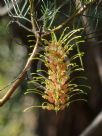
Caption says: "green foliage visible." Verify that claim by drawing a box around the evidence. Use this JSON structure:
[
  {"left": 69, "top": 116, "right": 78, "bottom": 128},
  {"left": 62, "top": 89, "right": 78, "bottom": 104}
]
[
  {"left": 4, "top": 0, "right": 30, "bottom": 23},
  {"left": 41, "top": 0, "right": 61, "bottom": 30}
]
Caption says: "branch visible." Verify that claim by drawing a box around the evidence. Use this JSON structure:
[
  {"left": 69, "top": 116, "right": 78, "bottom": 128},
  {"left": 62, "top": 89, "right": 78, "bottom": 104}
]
[
  {"left": 0, "top": 35, "right": 39, "bottom": 106},
  {"left": 80, "top": 112, "right": 102, "bottom": 136},
  {"left": 15, "top": 21, "right": 32, "bottom": 33},
  {"left": 29, "top": 0, "right": 37, "bottom": 35},
  {"left": 0, "top": 0, "right": 39, "bottom": 107}
]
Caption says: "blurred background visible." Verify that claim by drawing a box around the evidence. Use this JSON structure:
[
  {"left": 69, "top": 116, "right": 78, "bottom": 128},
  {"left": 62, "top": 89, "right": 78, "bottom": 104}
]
[{"left": 0, "top": 0, "right": 102, "bottom": 136}]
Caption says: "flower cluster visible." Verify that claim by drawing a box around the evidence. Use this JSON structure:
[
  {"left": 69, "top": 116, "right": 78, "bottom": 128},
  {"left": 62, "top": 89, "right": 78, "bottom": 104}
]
[
  {"left": 42, "top": 41, "right": 69, "bottom": 111},
  {"left": 26, "top": 28, "right": 87, "bottom": 112}
]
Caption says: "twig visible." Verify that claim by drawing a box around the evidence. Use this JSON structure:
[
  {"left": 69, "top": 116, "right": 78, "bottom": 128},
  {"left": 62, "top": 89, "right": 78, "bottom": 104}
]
[
  {"left": 29, "top": 0, "right": 37, "bottom": 35},
  {"left": 0, "top": 0, "right": 39, "bottom": 107},
  {"left": 10, "top": 15, "right": 31, "bottom": 23},
  {"left": 0, "top": 78, "right": 19, "bottom": 92},
  {"left": 15, "top": 21, "right": 32, "bottom": 33},
  {"left": 0, "top": 36, "right": 39, "bottom": 106}
]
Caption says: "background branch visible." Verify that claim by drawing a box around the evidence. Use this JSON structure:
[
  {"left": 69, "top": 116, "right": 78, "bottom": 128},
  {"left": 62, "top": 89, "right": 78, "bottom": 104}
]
[{"left": 80, "top": 112, "right": 102, "bottom": 136}]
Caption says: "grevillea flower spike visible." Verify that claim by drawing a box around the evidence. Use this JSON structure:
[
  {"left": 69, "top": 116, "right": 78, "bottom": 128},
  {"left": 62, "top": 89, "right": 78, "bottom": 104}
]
[{"left": 24, "top": 28, "right": 88, "bottom": 112}]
